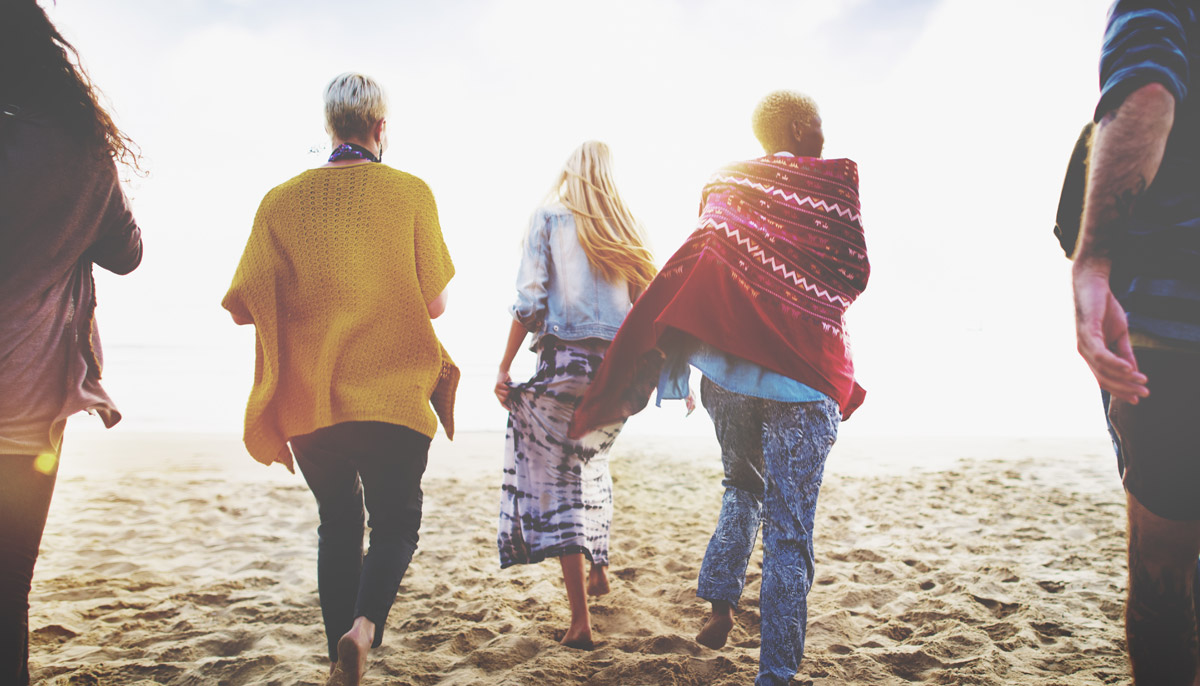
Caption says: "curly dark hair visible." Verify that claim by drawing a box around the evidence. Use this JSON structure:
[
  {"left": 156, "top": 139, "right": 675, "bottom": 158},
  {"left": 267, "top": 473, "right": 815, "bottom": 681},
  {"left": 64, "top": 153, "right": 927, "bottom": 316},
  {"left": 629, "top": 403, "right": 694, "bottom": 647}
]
[{"left": 0, "top": 0, "right": 140, "bottom": 170}]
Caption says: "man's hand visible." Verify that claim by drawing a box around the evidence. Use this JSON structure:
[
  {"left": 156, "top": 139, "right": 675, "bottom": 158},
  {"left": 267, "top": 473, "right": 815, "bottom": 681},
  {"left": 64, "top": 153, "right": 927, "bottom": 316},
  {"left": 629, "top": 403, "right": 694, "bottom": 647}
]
[{"left": 1073, "top": 262, "right": 1148, "bottom": 403}]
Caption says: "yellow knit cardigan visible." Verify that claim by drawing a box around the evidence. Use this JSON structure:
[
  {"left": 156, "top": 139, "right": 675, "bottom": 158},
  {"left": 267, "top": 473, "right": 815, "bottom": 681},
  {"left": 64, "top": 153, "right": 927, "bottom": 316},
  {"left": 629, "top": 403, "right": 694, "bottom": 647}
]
[{"left": 222, "top": 164, "right": 457, "bottom": 469}]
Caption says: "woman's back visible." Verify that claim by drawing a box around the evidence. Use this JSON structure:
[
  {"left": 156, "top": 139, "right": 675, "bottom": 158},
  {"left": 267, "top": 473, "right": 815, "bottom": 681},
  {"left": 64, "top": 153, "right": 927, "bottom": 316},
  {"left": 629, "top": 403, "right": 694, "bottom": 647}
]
[
  {"left": 512, "top": 203, "right": 634, "bottom": 345},
  {"left": 258, "top": 165, "right": 438, "bottom": 323},
  {"left": 0, "top": 109, "right": 141, "bottom": 454},
  {"left": 0, "top": 110, "right": 139, "bottom": 316},
  {"left": 223, "top": 163, "right": 455, "bottom": 466}
]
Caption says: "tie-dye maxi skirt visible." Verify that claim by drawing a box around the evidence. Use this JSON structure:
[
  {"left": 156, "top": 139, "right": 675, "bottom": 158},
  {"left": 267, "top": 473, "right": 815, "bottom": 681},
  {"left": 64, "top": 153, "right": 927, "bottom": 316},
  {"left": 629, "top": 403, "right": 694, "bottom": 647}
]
[{"left": 498, "top": 338, "right": 624, "bottom": 569}]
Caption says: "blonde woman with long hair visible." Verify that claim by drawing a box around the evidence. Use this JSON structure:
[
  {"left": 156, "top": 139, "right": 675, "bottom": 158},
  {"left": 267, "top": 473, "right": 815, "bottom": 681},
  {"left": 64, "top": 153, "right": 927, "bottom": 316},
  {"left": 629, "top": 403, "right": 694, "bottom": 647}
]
[{"left": 494, "top": 141, "right": 655, "bottom": 649}]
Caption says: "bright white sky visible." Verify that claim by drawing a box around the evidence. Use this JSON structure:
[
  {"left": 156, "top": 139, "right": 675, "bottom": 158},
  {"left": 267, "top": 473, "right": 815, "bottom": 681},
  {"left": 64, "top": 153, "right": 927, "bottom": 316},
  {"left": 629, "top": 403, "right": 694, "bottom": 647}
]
[{"left": 46, "top": 0, "right": 1116, "bottom": 440}]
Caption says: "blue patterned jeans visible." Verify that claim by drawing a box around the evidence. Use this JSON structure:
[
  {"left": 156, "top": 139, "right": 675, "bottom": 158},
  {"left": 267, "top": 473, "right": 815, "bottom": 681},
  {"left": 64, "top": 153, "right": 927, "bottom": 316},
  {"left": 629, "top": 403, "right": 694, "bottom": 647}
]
[{"left": 696, "top": 377, "right": 839, "bottom": 686}]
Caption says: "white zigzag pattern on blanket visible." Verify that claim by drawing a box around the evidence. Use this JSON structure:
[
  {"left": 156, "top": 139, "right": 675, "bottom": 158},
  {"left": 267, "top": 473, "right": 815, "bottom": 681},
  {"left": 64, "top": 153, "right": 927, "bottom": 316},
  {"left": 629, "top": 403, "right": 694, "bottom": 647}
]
[
  {"left": 700, "top": 218, "right": 853, "bottom": 307},
  {"left": 711, "top": 175, "right": 862, "bottom": 225}
]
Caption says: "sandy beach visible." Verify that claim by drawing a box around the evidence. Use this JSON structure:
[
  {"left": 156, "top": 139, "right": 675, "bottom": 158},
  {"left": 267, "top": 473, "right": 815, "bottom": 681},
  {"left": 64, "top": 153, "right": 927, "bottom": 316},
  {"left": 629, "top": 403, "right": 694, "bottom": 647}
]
[{"left": 28, "top": 431, "right": 1129, "bottom": 685}]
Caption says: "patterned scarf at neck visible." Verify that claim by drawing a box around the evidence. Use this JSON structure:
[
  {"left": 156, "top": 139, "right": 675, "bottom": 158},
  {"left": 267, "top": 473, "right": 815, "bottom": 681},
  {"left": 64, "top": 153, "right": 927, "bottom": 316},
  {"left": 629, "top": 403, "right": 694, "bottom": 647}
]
[{"left": 328, "top": 142, "right": 380, "bottom": 163}]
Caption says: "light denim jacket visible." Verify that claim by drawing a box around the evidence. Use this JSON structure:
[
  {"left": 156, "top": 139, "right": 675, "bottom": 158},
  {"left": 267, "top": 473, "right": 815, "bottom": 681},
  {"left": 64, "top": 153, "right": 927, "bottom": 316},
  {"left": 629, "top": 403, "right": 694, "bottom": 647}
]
[{"left": 510, "top": 204, "right": 633, "bottom": 348}]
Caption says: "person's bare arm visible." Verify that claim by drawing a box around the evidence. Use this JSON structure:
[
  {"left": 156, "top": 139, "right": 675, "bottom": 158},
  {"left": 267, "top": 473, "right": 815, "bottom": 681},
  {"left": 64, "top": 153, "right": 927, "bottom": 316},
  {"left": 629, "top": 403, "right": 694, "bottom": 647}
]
[
  {"left": 495, "top": 318, "right": 528, "bottom": 409},
  {"left": 427, "top": 288, "right": 449, "bottom": 319},
  {"left": 1073, "top": 82, "right": 1175, "bottom": 403}
]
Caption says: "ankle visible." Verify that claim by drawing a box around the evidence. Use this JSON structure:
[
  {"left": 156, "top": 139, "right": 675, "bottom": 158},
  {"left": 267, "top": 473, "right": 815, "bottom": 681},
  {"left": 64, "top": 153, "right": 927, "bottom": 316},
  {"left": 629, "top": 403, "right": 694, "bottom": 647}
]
[
  {"left": 711, "top": 601, "right": 733, "bottom": 620},
  {"left": 566, "top": 619, "right": 592, "bottom": 638},
  {"left": 350, "top": 617, "right": 376, "bottom": 644}
]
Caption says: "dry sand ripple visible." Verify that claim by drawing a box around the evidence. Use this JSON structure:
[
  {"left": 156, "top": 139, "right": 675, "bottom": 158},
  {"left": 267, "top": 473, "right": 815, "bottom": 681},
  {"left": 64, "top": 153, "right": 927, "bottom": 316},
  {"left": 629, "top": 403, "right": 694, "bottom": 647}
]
[{"left": 30, "top": 434, "right": 1129, "bottom": 685}]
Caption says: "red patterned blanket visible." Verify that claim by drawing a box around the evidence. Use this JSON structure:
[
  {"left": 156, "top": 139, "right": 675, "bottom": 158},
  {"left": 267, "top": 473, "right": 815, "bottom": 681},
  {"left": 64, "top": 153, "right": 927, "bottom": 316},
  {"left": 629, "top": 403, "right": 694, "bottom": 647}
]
[{"left": 569, "top": 155, "right": 869, "bottom": 437}]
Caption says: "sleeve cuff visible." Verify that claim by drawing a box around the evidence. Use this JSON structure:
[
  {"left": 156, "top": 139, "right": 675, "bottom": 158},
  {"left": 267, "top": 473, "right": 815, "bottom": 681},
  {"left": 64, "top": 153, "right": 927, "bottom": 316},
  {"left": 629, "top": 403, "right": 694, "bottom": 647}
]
[{"left": 1096, "top": 67, "right": 1184, "bottom": 121}]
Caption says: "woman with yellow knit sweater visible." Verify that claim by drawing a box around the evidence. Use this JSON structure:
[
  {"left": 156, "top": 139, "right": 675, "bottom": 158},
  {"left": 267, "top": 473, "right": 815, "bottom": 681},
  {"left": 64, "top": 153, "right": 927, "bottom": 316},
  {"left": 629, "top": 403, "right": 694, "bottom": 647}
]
[
  {"left": 222, "top": 73, "right": 456, "bottom": 686},
  {"left": 494, "top": 141, "right": 656, "bottom": 649}
]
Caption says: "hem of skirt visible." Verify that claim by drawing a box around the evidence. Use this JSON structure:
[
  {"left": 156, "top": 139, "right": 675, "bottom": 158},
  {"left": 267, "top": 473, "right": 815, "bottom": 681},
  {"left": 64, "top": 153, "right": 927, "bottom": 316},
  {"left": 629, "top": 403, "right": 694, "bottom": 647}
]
[{"left": 500, "top": 544, "right": 599, "bottom": 569}]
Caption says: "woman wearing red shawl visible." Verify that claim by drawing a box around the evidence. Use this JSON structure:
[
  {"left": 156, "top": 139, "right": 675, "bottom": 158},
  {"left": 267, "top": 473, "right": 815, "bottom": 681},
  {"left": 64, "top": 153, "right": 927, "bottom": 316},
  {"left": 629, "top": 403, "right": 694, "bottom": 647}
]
[{"left": 570, "top": 91, "right": 869, "bottom": 686}]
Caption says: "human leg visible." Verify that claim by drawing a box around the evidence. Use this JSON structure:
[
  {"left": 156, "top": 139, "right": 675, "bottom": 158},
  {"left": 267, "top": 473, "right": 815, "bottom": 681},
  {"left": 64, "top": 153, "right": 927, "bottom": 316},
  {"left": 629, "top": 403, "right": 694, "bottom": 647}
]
[
  {"left": 0, "top": 454, "right": 58, "bottom": 686},
  {"left": 1125, "top": 492, "right": 1200, "bottom": 686},
  {"left": 352, "top": 422, "right": 430, "bottom": 647},
  {"left": 295, "top": 422, "right": 430, "bottom": 685},
  {"left": 755, "top": 397, "right": 839, "bottom": 686},
  {"left": 498, "top": 341, "right": 621, "bottom": 569},
  {"left": 696, "top": 377, "right": 766, "bottom": 649},
  {"left": 1107, "top": 381, "right": 1200, "bottom": 657},
  {"left": 498, "top": 341, "right": 622, "bottom": 649},
  {"left": 560, "top": 553, "right": 593, "bottom": 649},
  {"left": 587, "top": 563, "right": 610, "bottom": 597},
  {"left": 329, "top": 617, "right": 375, "bottom": 686},
  {"left": 291, "top": 427, "right": 370, "bottom": 664},
  {"left": 1109, "top": 348, "right": 1200, "bottom": 684},
  {"left": 1108, "top": 371, "right": 1200, "bottom": 645}
]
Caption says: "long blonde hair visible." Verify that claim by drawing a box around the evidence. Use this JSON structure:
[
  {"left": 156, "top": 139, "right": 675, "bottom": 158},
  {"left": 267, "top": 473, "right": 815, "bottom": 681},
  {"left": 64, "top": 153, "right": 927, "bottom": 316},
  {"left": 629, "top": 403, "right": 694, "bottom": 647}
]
[{"left": 548, "top": 141, "right": 657, "bottom": 293}]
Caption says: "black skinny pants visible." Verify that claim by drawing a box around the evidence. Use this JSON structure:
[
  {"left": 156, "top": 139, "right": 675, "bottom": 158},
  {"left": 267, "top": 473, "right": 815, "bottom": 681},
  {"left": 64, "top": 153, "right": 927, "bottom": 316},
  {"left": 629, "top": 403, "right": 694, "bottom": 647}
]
[
  {"left": 290, "top": 421, "right": 430, "bottom": 662},
  {"left": 0, "top": 454, "right": 58, "bottom": 686}
]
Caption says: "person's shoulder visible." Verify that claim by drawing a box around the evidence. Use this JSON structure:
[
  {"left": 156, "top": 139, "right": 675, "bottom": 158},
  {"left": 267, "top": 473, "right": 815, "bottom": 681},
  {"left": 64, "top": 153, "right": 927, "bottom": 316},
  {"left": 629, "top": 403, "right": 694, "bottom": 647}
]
[
  {"left": 2, "top": 106, "right": 71, "bottom": 146},
  {"left": 370, "top": 166, "right": 438, "bottom": 205},
  {"left": 812, "top": 156, "right": 858, "bottom": 171},
  {"left": 376, "top": 165, "right": 432, "bottom": 189},
  {"left": 1097, "top": 0, "right": 1193, "bottom": 116},
  {"left": 258, "top": 170, "right": 314, "bottom": 208},
  {"left": 1108, "top": 0, "right": 1190, "bottom": 19},
  {"left": 533, "top": 203, "right": 574, "bottom": 231},
  {"left": 1104, "top": 0, "right": 1193, "bottom": 40},
  {"left": 806, "top": 158, "right": 860, "bottom": 189},
  {"left": 535, "top": 202, "right": 572, "bottom": 219},
  {"left": 735, "top": 154, "right": 859, "bottom": 178},
  {"left": 749, "top": 153, "right": 858, "bottom": 165},
  {"left": 2, "top": 108, "right": 109, "bottom": 175},
  {"left": 271, "top": 167, "right": 330, "bottom": 192}
]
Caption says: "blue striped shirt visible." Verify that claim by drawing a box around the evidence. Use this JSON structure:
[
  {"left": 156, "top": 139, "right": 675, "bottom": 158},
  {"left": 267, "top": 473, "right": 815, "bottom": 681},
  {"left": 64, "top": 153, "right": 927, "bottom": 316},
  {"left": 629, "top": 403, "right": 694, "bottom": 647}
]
[{"left": 1097, "top": 0, "right": 1200, "bottom": 346}]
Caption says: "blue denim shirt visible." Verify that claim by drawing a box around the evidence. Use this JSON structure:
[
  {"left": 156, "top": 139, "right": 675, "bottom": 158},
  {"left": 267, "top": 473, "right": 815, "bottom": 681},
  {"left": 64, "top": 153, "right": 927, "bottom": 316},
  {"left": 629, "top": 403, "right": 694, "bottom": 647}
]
[
  {"left": 510, "top": 204, "right": 633, "bottom": 347},
  {"left": 656, "top": 335, "right": 829, "bottom": 405}
]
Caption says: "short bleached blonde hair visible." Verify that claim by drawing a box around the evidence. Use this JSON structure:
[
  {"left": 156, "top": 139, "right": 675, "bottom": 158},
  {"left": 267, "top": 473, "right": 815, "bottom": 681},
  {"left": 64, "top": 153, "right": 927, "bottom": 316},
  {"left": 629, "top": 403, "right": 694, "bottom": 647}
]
[
  {"left": 323, "top": 72, "right": 387, "bottom": 140},
  {"left": 752, "top": 90, "right": 819, "bottom": 154}
]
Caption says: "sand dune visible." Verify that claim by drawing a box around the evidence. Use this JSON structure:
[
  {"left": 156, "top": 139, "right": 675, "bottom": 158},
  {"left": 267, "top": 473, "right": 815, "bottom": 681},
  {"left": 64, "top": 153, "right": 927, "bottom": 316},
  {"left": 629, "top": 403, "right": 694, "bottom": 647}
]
[{"left": 30, "top": 433, "right": 1129, "bottom": 685}]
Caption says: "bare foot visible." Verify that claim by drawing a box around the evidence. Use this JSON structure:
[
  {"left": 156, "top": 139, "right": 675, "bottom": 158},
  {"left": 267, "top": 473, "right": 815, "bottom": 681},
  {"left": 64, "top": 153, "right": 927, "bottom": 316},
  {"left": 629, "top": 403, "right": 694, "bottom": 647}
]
[
  {"left": 696, "top": 601, "right": 734, "bottom": 650},
  {"left": 587, "top": 565, "right": 610, "bottom": 596},
  {"left": 326, "top": 618, "right": 374, "bottom": 686},
  {"left": 561, "top": 621, "right": 594, "bottom": 650}
]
